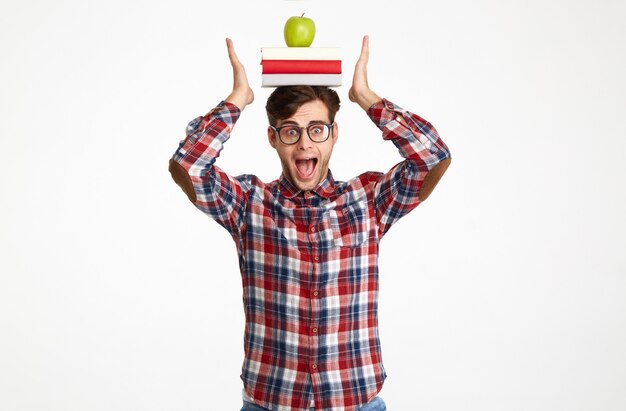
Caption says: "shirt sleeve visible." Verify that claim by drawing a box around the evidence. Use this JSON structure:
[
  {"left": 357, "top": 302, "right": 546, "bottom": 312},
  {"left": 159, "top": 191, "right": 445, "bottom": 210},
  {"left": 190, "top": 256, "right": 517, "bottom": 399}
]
[
  {"left": 367, "top": 98, "right": 451, "bottom": 238},
  {"left": 169, "top": 101, "right": 248, "bottom": 240}
]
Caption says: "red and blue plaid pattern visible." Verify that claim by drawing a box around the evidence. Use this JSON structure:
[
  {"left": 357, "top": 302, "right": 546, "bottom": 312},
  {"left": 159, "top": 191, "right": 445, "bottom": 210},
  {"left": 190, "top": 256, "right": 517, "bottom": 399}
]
[{"left": 170, "top": 99, "right": 450, "bottom": 411}]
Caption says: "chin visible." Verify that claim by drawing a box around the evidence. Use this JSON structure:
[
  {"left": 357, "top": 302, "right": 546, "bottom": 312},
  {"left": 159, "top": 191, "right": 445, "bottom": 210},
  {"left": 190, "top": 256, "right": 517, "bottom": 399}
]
[
  {"left": 291, "top": 175, "right": 317, "bottom": 191},
  {"left": 297, "top": 181, "right": 317, "bottom": 191}
]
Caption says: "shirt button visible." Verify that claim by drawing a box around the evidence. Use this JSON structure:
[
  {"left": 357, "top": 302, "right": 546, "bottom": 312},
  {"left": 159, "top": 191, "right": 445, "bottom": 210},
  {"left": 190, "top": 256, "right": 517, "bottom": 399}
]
[
  {"left": 311, "top": 363, "right": 317, "bottom": 369},
  {"left": 314, "top": 255, "right": 319, "bottom": 262},
  {"left": 313, "top": 290, "right": 319, "bottom": 297},
  {"left": 312, "top": 327, "right": 318, "bottom": 333},
  {"left": 310, "top": 226, "right": 316, "bottom": 233}
]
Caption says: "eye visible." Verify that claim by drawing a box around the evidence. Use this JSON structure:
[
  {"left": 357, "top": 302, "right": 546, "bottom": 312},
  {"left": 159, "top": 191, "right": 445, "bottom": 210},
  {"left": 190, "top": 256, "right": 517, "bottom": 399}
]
[
  {"left": 309, "top": 125, "right": 324, "bottom": 135},
  {"left": 284, "top": 127, "right": 299, "bottom": 137}
]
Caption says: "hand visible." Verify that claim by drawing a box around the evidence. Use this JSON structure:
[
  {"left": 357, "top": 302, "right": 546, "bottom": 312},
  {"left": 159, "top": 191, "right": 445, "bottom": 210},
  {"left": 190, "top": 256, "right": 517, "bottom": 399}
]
[
  {"left": 348, "top": 35, "right": 381, "bottom": 111},
  {"left": 225, "top": 38, "right": 254, "bottom": 111}
]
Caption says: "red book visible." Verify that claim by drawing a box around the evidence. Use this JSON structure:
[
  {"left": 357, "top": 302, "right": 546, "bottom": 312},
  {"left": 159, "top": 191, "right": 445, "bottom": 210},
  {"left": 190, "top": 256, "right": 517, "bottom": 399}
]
[{"left": 262, "top": 60, "right": 342, "bottom": 74}]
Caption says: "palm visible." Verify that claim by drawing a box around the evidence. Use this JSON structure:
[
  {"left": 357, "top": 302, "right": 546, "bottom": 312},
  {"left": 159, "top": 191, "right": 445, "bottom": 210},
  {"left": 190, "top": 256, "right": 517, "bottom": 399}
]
[
  {"left": 226, "top": 38, "right": 254, "bottom": 109},
  {"left": 349, "top": 36, "right": 370, "bottom": 103},
  {"left": 349, "top": 36, "right": 381, "bottom": 111}
]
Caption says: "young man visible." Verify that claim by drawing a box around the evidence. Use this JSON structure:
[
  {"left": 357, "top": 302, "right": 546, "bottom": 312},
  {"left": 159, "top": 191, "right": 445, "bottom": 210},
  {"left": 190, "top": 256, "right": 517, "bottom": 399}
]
[{"left": 169, "top": 37, "right": 451, "bottom": 411}]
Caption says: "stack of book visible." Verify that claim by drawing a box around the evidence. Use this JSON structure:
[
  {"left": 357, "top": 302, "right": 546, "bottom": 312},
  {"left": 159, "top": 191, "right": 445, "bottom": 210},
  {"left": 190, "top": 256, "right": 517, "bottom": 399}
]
[{"left": 261, "top": 47, "right": 341, "bottom": 87}]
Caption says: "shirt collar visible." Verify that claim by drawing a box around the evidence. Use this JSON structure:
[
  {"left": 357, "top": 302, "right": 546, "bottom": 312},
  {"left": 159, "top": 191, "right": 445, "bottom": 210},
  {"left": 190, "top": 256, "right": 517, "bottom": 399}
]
[{"left": 278, "top": 170, "right": 336, "bottom": 200}]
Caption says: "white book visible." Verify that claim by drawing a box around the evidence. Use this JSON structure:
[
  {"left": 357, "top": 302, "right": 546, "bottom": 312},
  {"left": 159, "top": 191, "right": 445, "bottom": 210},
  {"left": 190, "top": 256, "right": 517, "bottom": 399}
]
[
  {"left": 261, "top": 47, "right": 341, "bottom": 61},
  {"left": 262, "top": 74, "right": 342, "bottom": 87}
]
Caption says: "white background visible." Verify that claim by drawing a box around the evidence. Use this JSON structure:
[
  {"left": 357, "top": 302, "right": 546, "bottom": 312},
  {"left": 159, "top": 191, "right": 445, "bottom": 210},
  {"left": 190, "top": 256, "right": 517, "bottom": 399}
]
[{"left": 1, "top": 0, "right": 625, "bottom": 410}]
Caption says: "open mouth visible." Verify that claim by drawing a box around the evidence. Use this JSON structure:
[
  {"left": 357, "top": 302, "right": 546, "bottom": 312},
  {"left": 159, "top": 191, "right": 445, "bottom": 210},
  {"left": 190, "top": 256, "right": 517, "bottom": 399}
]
[{"left": 295, "top": 158, "right": 318, "bottom": 180}]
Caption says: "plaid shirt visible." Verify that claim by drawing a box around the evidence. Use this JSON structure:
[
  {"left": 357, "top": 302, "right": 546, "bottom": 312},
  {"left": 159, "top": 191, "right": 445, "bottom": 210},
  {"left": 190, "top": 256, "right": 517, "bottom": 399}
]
[{"left": 170, "top": 99, "right": 450, "bottom": 411}]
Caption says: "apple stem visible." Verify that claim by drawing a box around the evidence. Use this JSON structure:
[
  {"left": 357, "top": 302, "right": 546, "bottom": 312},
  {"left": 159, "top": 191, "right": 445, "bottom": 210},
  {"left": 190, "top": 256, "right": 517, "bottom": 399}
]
[{"left": 301, "top": 13, "right": 305, "bottom": 18}]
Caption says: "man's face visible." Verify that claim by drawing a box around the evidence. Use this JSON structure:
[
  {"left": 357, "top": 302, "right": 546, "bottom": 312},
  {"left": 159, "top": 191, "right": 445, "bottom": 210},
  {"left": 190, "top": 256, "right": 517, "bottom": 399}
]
[{"left": 268, "top": 99, "right": 339, "bottom": 191}]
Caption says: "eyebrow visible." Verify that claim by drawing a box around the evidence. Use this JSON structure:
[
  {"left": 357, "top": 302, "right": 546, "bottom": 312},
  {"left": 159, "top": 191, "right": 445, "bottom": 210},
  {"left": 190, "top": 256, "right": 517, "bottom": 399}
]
[{"left": 279, "top": 120, "right": 330, "bottom": 127}]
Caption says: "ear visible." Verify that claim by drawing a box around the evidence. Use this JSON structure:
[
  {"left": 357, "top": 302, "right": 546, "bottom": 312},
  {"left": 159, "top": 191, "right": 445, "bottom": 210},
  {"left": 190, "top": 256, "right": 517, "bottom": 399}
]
[
  {"left": 331, "top": 122, "right": 339, "bottom": 144},
  {"left": 268, "top": 126, "right": 277, "bottom": 149}
]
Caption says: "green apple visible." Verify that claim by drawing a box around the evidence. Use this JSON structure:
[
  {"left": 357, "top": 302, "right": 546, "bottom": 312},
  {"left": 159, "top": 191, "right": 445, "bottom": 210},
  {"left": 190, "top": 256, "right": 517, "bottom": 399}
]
[{"left": 284, "top": 13, "right": 316, "bottom": 47}]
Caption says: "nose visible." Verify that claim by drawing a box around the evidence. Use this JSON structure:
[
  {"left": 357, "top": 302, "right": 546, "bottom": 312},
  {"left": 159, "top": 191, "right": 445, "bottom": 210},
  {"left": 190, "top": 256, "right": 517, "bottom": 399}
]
[{"left": 295, "top": 128, "right": 314, "bottom": 150}]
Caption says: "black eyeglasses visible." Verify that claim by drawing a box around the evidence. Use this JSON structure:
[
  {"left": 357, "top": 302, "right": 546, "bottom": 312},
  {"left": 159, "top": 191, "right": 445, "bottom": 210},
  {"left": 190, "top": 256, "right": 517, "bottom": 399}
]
[{"left": 270, "top": 123, "right": 335, "bottom": 145}]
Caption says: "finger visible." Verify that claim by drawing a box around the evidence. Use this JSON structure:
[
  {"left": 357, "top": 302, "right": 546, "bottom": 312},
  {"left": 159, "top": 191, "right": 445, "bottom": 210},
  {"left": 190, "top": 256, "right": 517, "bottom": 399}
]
[
  {"left": 226, "top": 37, "right": 240, "bottom": 65},
  {"left": 358, "top": 35, "right": 370, "bottom": 64}
]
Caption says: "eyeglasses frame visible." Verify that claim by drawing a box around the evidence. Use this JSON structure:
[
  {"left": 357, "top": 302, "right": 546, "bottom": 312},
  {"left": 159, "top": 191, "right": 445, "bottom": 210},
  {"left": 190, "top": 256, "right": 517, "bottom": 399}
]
[{"left": 269, "top": 122, "right": 335, "bottom": 145}]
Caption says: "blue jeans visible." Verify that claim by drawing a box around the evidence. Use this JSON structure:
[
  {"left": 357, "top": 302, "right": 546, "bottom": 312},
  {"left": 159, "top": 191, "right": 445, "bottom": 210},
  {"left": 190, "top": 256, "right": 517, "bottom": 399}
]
[{"left": 240, "top": 396, "right": 386, "bottom": 411}]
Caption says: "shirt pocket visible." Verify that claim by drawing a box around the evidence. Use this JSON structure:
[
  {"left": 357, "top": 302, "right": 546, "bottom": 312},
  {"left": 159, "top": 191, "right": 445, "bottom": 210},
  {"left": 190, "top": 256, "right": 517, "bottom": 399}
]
[{"left": 328, "top": 200, "right": 371, "bottom": 248}]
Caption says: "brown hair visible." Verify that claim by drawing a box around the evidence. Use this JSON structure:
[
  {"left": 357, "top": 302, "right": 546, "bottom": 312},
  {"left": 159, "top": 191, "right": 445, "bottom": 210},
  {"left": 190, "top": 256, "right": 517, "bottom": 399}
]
[{"left": 265, "top": 86, "right": 341, "bottom": 127}]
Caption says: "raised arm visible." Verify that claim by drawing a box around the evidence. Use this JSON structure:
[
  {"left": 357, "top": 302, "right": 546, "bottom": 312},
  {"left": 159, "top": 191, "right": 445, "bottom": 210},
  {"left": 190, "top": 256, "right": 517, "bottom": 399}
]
[
  {"left": 349, "top": 36, "right": 451, "bottom": 237},
  {"left": 351, "top": 35, "right": 451, "bottom": 203},
  {"left": 168, "top": 39, "right": 254, "bottom": 239}
]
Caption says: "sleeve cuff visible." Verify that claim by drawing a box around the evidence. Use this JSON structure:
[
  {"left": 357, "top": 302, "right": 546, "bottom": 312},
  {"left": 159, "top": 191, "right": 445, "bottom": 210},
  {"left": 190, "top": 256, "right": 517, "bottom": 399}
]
[
  {"left": 185, "top": 101, "right": 241, "bottom": 142},
  {"left": 368, "top": 98, "right": 410, "bottom": 128},
  {"left": 204, "top": 100, "right": 241, "bottom": 126}
]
